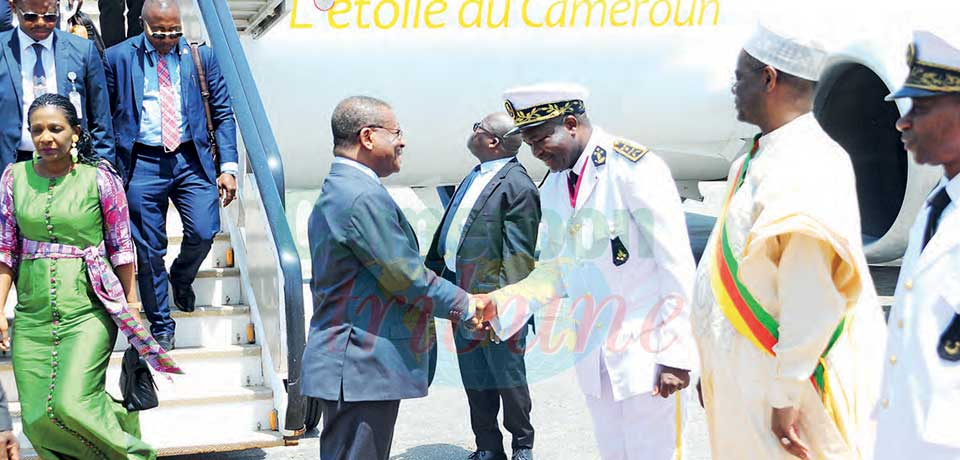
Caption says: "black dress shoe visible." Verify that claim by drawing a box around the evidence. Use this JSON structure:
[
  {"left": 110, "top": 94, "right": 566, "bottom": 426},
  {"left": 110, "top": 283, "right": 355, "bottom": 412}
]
[
  {"left": 171, "top": 282, "right": 196, "bottom": 313},
  {"left": 467, "top": 450, "right": 507, "bottom": 460},
  {"left": 511, "top": 449, "right": 532, "bottom": 460},
  {"left": 155, "top": 333, "right": 175, "bottom": 351}
]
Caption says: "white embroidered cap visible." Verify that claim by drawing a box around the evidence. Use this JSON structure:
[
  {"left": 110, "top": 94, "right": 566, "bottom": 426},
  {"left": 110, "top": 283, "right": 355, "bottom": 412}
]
[
  {"left": 743, "top": 23, "right": 828, "bottom": 82},
  {"left": 502, "top": 82, "right": 589, "bottom": 136}
]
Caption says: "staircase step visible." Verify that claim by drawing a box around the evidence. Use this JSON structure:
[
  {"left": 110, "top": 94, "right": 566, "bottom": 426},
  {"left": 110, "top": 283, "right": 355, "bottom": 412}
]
[
  {"left": 113, "top": 305, "right": 253, "bottom": 350},
  {"left": 191, "top": 267, "right": 244, "bottom": 306},
  {"left": 12, "top": 386, "right": 276, "bottom": 457},
  {"left": 0, "top": 345, "right": 265, "bottom": 403},
  {"left": 165, "top": 235, "right": 234, "bottom": 271}
]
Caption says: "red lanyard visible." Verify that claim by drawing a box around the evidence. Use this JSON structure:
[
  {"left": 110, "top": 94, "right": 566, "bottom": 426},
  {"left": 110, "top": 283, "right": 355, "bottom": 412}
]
[{"left": 568, "top": 160, "right": 589, "bottom": 208}]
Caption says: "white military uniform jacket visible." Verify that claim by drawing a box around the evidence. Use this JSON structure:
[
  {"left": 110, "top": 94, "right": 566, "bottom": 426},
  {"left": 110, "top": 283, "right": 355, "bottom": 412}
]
[
  {"left": 490, "top": 128, "right": 698, "bottom": 400},
  {"left": 875, "top": 174, "right": 960, "bottom": 459}
]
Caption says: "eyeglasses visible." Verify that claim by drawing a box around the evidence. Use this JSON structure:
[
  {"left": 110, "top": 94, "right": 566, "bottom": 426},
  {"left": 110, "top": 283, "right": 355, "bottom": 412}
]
[
  {"left": 472, "top": 122, "right": 501, "bottom": 140},
  {"left": 143, "top": 23, "right": 184, "bottom": 40},
  {"left": 18, "top": 9, "right": 58, "bottom": 23},
  {"left": 358, "top": 125, "right": 403, "bottom": 139}
]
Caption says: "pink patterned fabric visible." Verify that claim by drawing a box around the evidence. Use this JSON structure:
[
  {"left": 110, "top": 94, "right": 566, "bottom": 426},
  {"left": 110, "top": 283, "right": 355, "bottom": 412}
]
[
  {"left": 20, "top": 239, "right": 182, "bottom": 374},
  {"left": 95, "top": 162, "right": 136, "bottom": 267},
  {"left": 0, "top": 165, "right": 19, "bottom": 271}
]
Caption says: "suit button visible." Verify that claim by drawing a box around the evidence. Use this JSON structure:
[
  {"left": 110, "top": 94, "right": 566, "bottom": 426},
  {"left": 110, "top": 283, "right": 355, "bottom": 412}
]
[
  {"left": 897, "top": 319, "right": 904, "bottom": 329},
  {"left": 889, "top": 355, "right": 897, "bottom": 365},
  {"left": 905, "top": 279, "right": 913, "bottom": 290},
  {"left": 882, "top": 398, "right": 889, "bottom": 408}
]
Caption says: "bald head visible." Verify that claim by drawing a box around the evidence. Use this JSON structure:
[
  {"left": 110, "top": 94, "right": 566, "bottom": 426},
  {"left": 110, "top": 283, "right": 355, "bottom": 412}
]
[
  {"left": 141, "top": 0, "right": 181, "bottom": 21},
  {"left": 331, "top": 96, "right": 393, "bottom": 150},
  {"left": 483, "top": 113, "right": 522, "bottom": 155}
]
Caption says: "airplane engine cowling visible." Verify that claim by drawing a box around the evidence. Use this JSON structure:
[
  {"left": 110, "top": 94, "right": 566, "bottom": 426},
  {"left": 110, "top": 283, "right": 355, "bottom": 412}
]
[{"left": 814, "top": 50, "right": 942, "bottom": 264}]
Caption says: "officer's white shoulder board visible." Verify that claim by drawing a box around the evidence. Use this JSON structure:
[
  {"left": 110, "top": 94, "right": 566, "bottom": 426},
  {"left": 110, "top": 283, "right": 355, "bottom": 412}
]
[{"left": 612, "top": 139, "right": 649, "bottom": 163}]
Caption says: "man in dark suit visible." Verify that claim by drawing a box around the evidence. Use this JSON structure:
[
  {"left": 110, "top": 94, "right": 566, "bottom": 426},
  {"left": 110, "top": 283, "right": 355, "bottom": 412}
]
[
  {"left": 303, "top": 96, "right": 490, "bottom": 460},
  {"left": 104, "top": 0, "right": 239, "bottom": 351},
  {"left": 98, "top": 0, "right": 144, "bottom": 48},
  {"left": 0, "top": 0, "right": 115, "bottom": 170},
  {"left": 426, "top": 113, "right": 541, "bottom": 460}
]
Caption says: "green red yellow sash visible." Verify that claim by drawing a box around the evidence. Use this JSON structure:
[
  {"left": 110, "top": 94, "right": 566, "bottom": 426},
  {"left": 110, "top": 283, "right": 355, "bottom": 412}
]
[{"left": 709, "top": 136, "right": 845, "bottom": 396}]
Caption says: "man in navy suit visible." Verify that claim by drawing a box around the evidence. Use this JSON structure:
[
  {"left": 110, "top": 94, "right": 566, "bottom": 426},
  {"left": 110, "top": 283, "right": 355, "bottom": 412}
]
[
  {"left": 303, "top": 96, "right": 491, "bottom": 460},
  {"left": 0, "top": 0, "right": 115, "bottom": 171},
  {"left": 426, "top": 113, "right": 540, "bottom": 460},
  {"left": 104, "top": 0, "right": 238, "bottom": 351}
]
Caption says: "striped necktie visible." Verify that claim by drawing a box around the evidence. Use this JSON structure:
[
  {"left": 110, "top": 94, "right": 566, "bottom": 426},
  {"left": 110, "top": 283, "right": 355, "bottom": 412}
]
[{"left": 156, "top": 52, "right": 181, "bottom": 153}]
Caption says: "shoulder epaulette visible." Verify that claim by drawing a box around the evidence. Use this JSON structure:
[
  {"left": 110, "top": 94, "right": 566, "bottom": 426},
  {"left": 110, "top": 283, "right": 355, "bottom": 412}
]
[{"left": 612, "top": 140, "right": 649, "bottom": 163}]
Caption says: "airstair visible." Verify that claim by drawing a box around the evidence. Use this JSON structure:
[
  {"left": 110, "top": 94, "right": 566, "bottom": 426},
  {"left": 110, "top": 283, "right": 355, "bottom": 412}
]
[{"left": 2, "top": 0, "right": 308, "bottom": 456}]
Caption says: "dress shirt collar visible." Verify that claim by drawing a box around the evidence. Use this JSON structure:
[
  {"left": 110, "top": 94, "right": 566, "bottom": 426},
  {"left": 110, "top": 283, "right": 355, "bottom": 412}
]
[
  {"left": 17, "top": 28, "right": 53, "bottom": 53},
  {"left": 935, "top": 173, "right": 960, "bottom": 205},
  {"left": 333, "top": 157, "right": 380, "bottom": 183},
  {"left": 478, "top": 156, "right": 513, "bottom": 175},
  {"left": 757, "top": 112, "right": 816, "bottom": 152}
]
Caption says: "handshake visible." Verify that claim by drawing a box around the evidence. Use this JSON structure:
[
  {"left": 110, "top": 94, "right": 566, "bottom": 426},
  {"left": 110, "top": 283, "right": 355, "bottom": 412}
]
[{"left": 465, "top": 294, "right": 499, "bottom": 331}]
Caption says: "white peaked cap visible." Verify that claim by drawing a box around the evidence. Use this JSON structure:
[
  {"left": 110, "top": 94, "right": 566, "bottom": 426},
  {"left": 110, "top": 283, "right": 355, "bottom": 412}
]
[
  {"left": 887, "top": 30, "right": 960, "bottom": 100},
  {"left": 501, "top": 82, "right": 590, "bottom": 135},
  {"left": 743, "top": 23, "right": 828, "bottom": 81}
]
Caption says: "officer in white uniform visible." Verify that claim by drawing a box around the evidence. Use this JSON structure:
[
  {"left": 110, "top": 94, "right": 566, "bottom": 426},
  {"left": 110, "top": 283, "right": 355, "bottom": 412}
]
[
  {"left": 481, "top": 83, "right": 698, "bottom": 460},
  {"left": 875, "top": 30, "right": 960, "bottom": 460}
]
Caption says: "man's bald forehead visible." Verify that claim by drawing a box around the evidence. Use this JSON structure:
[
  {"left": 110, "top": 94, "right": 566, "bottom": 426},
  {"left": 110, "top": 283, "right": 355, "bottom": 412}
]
[
  {"left": 15, "top": 0, "right": 56, "bottom": 12},
  {"left": 482, "top": 113, "right": 515, "bottom": 137},
  {"left": 142, "top": 0, "right": 181, "bottom": 19}
]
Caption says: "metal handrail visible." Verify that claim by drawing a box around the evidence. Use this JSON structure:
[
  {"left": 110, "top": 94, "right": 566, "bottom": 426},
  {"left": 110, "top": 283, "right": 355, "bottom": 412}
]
[{"left": 194, "top": 0, "right": 306, "bottom": 438}]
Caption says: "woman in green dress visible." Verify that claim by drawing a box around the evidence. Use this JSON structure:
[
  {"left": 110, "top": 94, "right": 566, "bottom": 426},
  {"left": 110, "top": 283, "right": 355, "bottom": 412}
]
[{"left": 0, "top": 94, "right": 180, "bottom": 459}]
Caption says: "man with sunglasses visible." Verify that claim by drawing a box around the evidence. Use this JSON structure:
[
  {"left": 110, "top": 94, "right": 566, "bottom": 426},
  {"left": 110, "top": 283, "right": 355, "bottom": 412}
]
[
  {"left": 425, "top": 113, "right": 540, "bottom": 460},
  {"left": 0, "top": 0, "right": 116, "bottom": 171},
  {"left": 475, "top": 82, "right": 698, "bottom": 460},
  {"left": 104, "top": 0, "right": 239, "bottom": 351}
]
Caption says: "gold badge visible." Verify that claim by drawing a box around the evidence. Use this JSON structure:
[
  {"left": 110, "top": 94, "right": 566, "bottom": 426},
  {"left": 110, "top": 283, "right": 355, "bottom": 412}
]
[
  {"left": 612, "top": 140, "right": 649, "bottom": 163},
  {"left": 592, "top": 146, "right": 607, "bottom": 166},
  {"left": 568, "top": 222, "right": 582, "bottom": 236},
  {"left": 611, "top": 236, "right": 629, "bottom": 266}
]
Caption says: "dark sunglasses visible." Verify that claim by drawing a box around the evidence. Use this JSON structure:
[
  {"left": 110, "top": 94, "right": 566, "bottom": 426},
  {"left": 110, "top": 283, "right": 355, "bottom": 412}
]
[
  {"left": 18, "top": 9, "right": 58, "bottom": 23},
  {"left": 143, "top": 23, "right": 184, "bottom": 40},
  {"left": 472, "top": 122, "right": 501, "bottom": 140}
]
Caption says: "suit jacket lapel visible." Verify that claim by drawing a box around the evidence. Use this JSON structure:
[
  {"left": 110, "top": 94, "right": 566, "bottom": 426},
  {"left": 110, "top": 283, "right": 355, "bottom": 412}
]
[
  {"left": 455, "top": 160, "right": 515, "bottom": 254},
  {"left": 914, "top": 209, "right": 960, "bottom": 275},
  {"left": 4, "top": 32, "right": 22, "bottom": 117},
  {"left": 132, "top": 37, "right": 145, "bottom": 121},
  {"left": 178, "top": 39, "right": 193, "bottom": 118},
  {"left": 52, "top": 31, "right": 73, "bottom": 96}
]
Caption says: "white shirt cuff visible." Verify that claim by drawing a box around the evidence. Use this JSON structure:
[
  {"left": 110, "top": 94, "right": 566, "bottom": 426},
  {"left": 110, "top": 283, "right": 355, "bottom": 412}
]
[{"left": 220, "top": 162, "right": 239, "bottom": 176}]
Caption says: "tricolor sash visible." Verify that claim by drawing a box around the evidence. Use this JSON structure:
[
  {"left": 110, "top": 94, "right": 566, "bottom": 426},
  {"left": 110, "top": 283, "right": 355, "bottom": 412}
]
[{"left": 709, "top": 136, "right": 845, "bottom": 397}]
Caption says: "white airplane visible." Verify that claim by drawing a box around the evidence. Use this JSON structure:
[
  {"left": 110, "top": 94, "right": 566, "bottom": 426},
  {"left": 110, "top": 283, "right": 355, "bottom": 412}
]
[{"left": 236, "top": 0, "right": 958, "bottom": 265}]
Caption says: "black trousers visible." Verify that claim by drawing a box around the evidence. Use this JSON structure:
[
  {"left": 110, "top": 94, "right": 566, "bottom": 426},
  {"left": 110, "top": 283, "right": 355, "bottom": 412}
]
[
  {"left": 319, "top": 397, "right": 400, "bottom": 460},
  {"left": 98, "top": 0, "right": 145, "bottom": 48},
  {"left": 455, "top": 326, "right": 535, "bottom": 452}
]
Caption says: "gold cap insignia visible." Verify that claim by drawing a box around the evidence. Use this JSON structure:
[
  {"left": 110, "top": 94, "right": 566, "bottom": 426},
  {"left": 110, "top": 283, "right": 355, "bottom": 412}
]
[{"left": 506, "top": 99, "right": 585, "bottom": 131}]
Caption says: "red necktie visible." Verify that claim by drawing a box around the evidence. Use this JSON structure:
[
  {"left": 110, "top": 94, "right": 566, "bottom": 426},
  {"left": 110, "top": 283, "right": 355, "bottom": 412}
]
[{"left": 157, "top": 54, "right": 180, "bottom": 153}]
